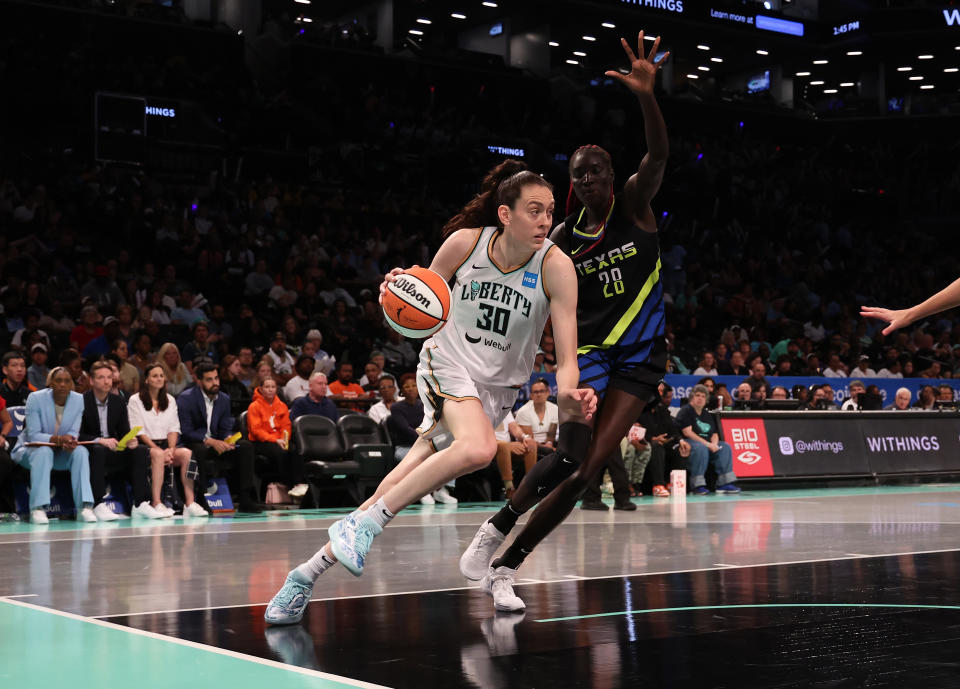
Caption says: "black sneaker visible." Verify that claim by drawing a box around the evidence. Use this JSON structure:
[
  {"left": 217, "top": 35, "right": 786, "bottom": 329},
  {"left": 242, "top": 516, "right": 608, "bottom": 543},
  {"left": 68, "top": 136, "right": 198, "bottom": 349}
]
[
  {"left": 613, "top": 500, "right": 637, "bottom": 511},
  {"left": 580, "top": 500, "right": 609, "bottom": 511}
]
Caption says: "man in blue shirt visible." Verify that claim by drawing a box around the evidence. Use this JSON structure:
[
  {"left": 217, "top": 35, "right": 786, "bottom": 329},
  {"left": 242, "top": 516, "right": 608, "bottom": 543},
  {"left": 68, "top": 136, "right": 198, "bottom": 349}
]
[
  {"left": 676, "top": 384, "right": 740, "bottom": 495},
  {"left": 289, "top": 372, "right": 338, "bottom": 423}
]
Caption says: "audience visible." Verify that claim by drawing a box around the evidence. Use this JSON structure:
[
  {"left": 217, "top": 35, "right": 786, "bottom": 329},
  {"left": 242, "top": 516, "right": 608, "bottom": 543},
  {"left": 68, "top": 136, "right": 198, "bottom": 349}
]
[
  {"left": 289, "top": 372, "right": 338, "bottom": 422},
  {"left": 366, "top": 375, "right": 398, "bottom": 424},
  {"left": 676, "top": 384, "right": 740, "bottom": 496},
  {"left": 247, "top": 377, "right": 306, "bottom": 499},
  {"left": 283, "top": 355, "right": 316, "bottom": 403}
]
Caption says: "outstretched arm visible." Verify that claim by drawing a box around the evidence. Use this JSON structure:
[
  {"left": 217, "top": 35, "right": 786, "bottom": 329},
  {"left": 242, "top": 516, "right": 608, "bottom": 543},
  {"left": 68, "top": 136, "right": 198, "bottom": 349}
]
[
  {"left": 861, "top": 277, "right": 960, "bottom": 335},
  {"left": 606, "top": 31, "right": 670, "bottom": 230}
]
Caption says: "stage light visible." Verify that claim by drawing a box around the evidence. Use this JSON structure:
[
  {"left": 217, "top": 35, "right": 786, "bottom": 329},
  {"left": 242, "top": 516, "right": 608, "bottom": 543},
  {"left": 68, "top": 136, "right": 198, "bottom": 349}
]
[
  {"left": 846, "top": 51, "right": 862, "bottom": 56},
  {"left": 409, "top": 29, "right": 423, "bottom": 35},
  {"left": 698, "top": 66, "right": 710, "bottom": 71},
  {"left": 710, "top": 57, "right": 723, "bottom": 63},
  {"left": 416, "top": 18, "right": 431, "bottom": 24},
  {"left": 686, "top": 73, "right": 699, "bottom": 79},
  {"left": 796, "top": 71, "right": 810, "bottom": 76},
  {"left": 582, "top": 35, "right": 596, "bottom": 41},
  {"left": 573, "top": 51, "right": 586, "bottom": 57},
  {"left": 566, "top": 59, "right": 579, "bottom": 65},
  {"left": 920, "top": 84, "right": 935, "bottom": 89},
  {"left": 897, "top": 67, "right": 912, "bottom": 72},
  {"left": 602, "top": 22, "right": 616, "bottom": 29},
  {"left": 813, "top": 59, "right": 828, "bottom": 64},
  {"left": 840, "top": 82, "right": 855, "bottom": 87},
  {"left": 918, "top": 55, "right": 934, "bottom": 60},
  {"left": 451, "top": 13, "right": 466, "bottom": 19},
  {"left": 549, "top": 41, "right": 559, "bottom": 47},
  {"left": 697, "top": 44, "right": 710, "bottom": 50},
  {"left": 810, "top": 80, "right": 824, "bottom": 85},
  {"left": 756, "top": 49, "right": 768, "bottom": 56},
  {"left": 824, "top": 89, "right": 837, "bottom": 93}
]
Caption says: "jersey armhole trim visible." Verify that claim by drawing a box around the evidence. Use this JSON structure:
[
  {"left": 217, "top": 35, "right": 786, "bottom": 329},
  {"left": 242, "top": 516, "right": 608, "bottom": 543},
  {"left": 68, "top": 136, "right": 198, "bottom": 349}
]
[
  {"left": 451, "top": 228, "right": 487, "bottom": 275},
  {"left": 540, "top": 244, "right": 558, "bottom": 301}
]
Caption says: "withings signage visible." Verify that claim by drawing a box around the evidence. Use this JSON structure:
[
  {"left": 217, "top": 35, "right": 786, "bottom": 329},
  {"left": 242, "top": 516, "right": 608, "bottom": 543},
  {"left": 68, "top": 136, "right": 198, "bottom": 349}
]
[
  {"left": 860, "top": 418, "right": 960, "bottom": 473},
  {"left": 620, "top": 0, "right": 684, "bottom": 13},
  {"left": 946, "top": 9, "right": 960, "bottom": 26},
  {"left": 763, "top": 417, "right": 866, "bottom": 476},
  {"left": 145, "top": 105, "right": 176, "bottom": 118}
]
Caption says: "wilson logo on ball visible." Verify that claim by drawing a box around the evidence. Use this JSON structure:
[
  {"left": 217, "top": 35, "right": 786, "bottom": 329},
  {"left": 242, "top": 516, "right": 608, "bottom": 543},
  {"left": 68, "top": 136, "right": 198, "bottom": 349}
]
[
  {"left": 393, "top": 276, "right": 433, "bottom": 310},
  {"left": 382, "top": 267, "right": 452, "bottom": 339}
]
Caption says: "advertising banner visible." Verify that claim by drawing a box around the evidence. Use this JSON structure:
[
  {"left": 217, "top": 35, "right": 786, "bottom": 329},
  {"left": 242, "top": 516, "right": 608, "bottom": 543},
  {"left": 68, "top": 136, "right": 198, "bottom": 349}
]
[
  {"left": 761, "top": 416, "right": 870, "bottom": 476},
  {"left": 859, "top": 417, "right": 960, "bottom": 473},
  {"left": 719, "top": 417, "right": 774, "bottom": 477}
]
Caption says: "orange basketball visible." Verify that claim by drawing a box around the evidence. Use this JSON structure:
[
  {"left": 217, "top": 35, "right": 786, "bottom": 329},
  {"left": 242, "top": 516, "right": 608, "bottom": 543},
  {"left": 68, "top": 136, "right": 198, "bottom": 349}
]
[{"left": 382, "top": 266, "right": 451, "bottom": 338}]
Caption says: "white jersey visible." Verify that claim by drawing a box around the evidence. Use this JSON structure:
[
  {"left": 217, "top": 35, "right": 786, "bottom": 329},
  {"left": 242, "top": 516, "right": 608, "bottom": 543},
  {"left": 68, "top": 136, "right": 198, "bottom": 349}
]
[{"left": 428, "top": 226, "right": 554, "bottom": 388}]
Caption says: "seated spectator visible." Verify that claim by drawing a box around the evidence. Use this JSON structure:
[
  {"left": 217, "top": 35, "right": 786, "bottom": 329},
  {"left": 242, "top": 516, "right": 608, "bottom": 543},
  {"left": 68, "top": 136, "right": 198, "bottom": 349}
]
[
  {"left": 236, "top": 347, "right": 257, "bottom": 391},
  {"left": 81, "top": 265, "right": 124, "bottom": 313},
  {"left": 157, "top": 342, "right": 192, "bottom": 397},
  {"left": 621, "top": 425, "right": 652, "bottom": 497},
  {"left": 0, "top": 397, "right": 15, "bottom": 516},
  {"left": 328, "top": 362, "right": 369, "bottom": 411},
  {"left": 819, "top": 384, "right": 840, "bottom": 410},
  {"left": 852, "top": 355, "right": 877, "bottom": 378},
  {"left": 770, "top": 386, "right": 789, "bottom": 400},
  {"left": 877, "top": 358, "right": 903, "bottom": 379},
  {"left": 938, "top": 384, "right": 955, "bottom": 402},
  {"left": 715, "top": 382, "right": 733, "bottom": 409},
  {"left": 283, "top": 355, "right": 315, "bottom": 403},
  {"left": 69, "top": 305, "right": 103, "bottom": 353},
  {"left": 82, "top": 316, "right": 122, "bottom": 359},
  {"left": 387, "top": 374, "right": 423, "bottom": 463},
  {"left": 182, "top": 321, "right": 219, "bottom": 374},
  {"left": 539, "top": 334, "right": 558, "bottom": 373},
  {"left": 382, "top": 328, "right": 418, "bottom": 374},
  {"left": 11, "top": 367, "right": 97, "bottom": 523},
  {"left": 515, "top": 378, "right": 558, "bottom": 458},
  {"left": 692, "top": 351, "right": 718, "bottom": 376},
  {"left": 177, "top": 362, "right": 259, "bottom": 512},
  {"left": 247, "top": 377, "right": 306, "bottom": 499},
  {"left": 914, "top": 385, "right": 937, "bottom": 410},
  {"left": 60, "top": 349, "right": 91, "bottom": 395},
  {"left": 38, "top": 300, "right": 74, "bottom": 335},
  {"left": 129, "top": 333, "right": 156, "bottom": 377},
  {"left": 206, "top": 304, "right": 233, "bottom": 346},
  {"left": 886, "top": 387, "right": 914, "bottom": 410},
  {"left": 266, "top": 331, "right": 296, "bottom": 384},
  {"left": 823, "top": 354, "right": 848, "bottom": 378},
  {"left": 742, "top": 359, "right": 772, "bottom": 398},
  {"left": 78, "top": 361, "right": 150, "bottom": 521},
  {"left": 493, "top": 411, "right": 536, "bottom": 500},
  {"left": 290, "top": 372, "right": 338, "bottom": 422},
  {"left": 244, "top": 259, "right": 275, "bottom": 298},
  {"left": 111, "top": 339, "right": 140, "bottom": 394},
  {"left": 170, "top": 289, "right": 207, "bottom": 326},
  {"left": 304, "top": 329, "right": 336, "bottom": 376},
  {"left": 2, "top": 351, "right": 38, "bottom": 406},
  {"left": 252, "top": 359, "right": 276, "bottom": 392},
  {"left": 733, "top": 382, "right": 754, "bottom": 407},
  {"left": 115, "top": 303, "right": 135, "bottom": 341},
  {"left": 367, "top": 375, "right": 398, "bottom": 424},
  {"left": 10, "top": 309, "right": 49, "bottom": 351},
  {"left": 635, "top": 382, "right": 691, "bottom": 496},
  {"left": 358, "top": 361, "right": 383, "bottom": 395},
  {"left": 771, "top": 355, "right": 794, "bottom": 376},
  {"left": 106, "top": 360, "right": 129, "bottom": 404},
  {"left": 24, "top": 344, "right": 48, "bottom": 389},
  {"left": 841, "top": 380, "right": 866, "bottom": 410},
  {"left": 219, "top": 355, "right": 252, "bottom": 417},
  {"left": 676, "top": 384, "right": 740, "bottom": 495},
  {"left": 128, "top": 363, "right": 206, "bottom": 518}
]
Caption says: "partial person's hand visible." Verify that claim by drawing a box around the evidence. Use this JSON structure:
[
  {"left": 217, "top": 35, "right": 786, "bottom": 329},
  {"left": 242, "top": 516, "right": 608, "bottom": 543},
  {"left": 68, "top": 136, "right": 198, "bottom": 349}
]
[
  {"left": 207, "top": 438, "right": 234, "bottom": 454},
  {"left": 604, "top": 31, "right": 670, "bottom": 96},
  {"left": 61, "top": 435, "right": 78, "bottom": 450},
  {"left": 509, "top": 441, "right": 526, "bottom": 455},
  {"left": 99, "top": 437, "right": 119, "bottom": 451},
  {"left": 860, "top": 305, "right": 915, "bottom": 336},
  {"left": 522, "top": 437, "right": 536, "bottom": 452},
  {"left": 678, "top": 440, "right": 691, "bottom": 458},
  {"left": 127, "top": 438, "right": 139, "bottom": 450},
  {"left": 379, "top": 266, "right": 417, "bottom": 305},
  {"left": 163, "top": 449, "right": 174, "bottom": 465},
  {"left": 560, "top": 387, "right": 598, "bottom": 420},
  {"left": 652, "top": 433, "right": 669, "bottom": 445}
]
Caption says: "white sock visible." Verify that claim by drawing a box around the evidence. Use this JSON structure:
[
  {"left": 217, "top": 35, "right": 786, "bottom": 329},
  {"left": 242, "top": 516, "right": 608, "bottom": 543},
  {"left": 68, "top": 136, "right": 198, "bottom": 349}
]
[
  {"left": 365, "top": 498, "right": 395, "bottom": 529},
  {"left": 296, "top": 544, "right": 337, "bottom": 581}
]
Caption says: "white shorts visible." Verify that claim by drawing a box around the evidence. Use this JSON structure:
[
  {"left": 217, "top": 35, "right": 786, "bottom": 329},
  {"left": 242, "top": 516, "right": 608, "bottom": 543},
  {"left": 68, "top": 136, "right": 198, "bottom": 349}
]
[{"left": 416, "top": 342, "right": 519, "bottom": 452}]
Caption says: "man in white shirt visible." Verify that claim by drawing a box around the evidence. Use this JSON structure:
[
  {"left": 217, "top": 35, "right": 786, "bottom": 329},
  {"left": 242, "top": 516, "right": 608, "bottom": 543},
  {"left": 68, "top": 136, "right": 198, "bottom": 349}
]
[
  {"left": 366, "top": 375, "right": 398, "bottom": 425},
  {"left": 266, "top": 332, "right": 295, "bottom": 384},
  {"left": 822, "top": 353, "right": 848, "bottom": 378},
  {"left": 283, "top": 356, "right": 315, "bottom": 403},
  {"left": 514, "top": 378, "right": 559, "bottom": 458},
  {"left": 851, "top": 355, "right": 877, "bottom": 378}
]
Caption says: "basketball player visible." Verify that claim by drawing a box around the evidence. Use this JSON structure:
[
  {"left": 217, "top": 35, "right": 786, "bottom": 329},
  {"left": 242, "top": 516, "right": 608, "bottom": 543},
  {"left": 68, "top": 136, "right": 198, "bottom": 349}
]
[
  {"left": 458, "top": 32, "right": 718, "bottom": 612},
  {"left": 264, "top": 167, "right": 596, "bottom": 624},
  {"left": 861, "top": 278, "right": 960, "bottom": 335}
]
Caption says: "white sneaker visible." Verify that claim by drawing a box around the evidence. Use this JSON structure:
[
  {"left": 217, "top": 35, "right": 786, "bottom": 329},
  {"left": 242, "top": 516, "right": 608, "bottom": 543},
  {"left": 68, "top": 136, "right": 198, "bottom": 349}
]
[
  {"left": 419, "top": 492, "right": 436, "bottom": 505},
  {"left": 78, "top": 507, "right": 98, "bottom": 523},
  {"left": 288, "top": 483, "right": 309, "bottom": 499},
  {"left": 158, "top": 504, "right": 175, "bottom": 518},
  {"left": 132, "top": 501, "right": 164, "bottom": 519},
  {"left": 460, "top": 521, "right": 506, "bottom": 581},
  {"left": 93, "top": 502, "right": 120, "bottom": 522},
  {"left": 30, "top": 509, "right": 49, "bottom": 525},
  {"left": 184, "top": 502, "right": 209, "bottom": 517},
  {"left": 432, "top": 486, "right": 458, "bottom": 504},
  {"left": 481, "top": 565, "right": 526, "bottom": 612}
]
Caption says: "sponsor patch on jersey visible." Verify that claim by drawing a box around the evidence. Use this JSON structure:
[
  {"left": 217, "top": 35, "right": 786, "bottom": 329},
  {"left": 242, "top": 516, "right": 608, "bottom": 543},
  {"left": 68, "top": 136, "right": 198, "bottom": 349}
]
[{"left": 521, "top": 272, "right": 538, "bottom": 289}]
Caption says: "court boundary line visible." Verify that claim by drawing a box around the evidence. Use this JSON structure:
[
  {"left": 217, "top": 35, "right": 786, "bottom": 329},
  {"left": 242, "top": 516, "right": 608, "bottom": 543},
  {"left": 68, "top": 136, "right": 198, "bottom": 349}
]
[
  {"left": 96, "top": 545, "right": 960, "bottom": 619},
  {"left": 0, "top": 597, "right": 392, "bottom": 689}
]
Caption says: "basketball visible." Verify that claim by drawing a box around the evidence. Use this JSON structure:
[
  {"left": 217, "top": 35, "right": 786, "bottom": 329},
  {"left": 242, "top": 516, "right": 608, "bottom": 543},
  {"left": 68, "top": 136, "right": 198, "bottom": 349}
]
[{"left": 382, "top": 266, "right": 451, "bottom": 338}]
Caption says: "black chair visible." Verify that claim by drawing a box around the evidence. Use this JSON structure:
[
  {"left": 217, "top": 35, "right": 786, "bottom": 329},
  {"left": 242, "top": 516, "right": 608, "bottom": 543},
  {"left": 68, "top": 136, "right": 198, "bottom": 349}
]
[
  {"left": 292, "top": 415, "right": 364, "bottom": 505},
  {"left": 337, "top": 414, "right": 391, "bottom": 482},
  {"left": 336, "top": 407, "right": 360, "bottom": 418},
  {"left": 238, "top": 411, "right": 249, "bottom": 439}
]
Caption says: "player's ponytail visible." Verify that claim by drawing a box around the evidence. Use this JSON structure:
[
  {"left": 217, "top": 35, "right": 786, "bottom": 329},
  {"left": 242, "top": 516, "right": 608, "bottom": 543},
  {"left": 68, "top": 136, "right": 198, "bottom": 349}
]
[{"left": 441, "top": 158, "right": 528, "bottom": 238}]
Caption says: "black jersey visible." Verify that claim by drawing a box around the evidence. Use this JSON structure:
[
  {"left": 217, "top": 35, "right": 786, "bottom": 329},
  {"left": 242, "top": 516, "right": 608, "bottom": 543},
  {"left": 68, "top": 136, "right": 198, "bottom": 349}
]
[{"left": 558, "top": 196, "right": 664, "bottom": 353}]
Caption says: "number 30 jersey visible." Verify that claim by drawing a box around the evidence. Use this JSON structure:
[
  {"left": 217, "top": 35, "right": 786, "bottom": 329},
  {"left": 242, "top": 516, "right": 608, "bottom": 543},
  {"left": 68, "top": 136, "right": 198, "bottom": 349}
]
[
  {"left": 557, "top": 196, "right": 665, "bottom": 353},
  {"left": 429, "top": 226, "right": 554, "bottom": 388}
]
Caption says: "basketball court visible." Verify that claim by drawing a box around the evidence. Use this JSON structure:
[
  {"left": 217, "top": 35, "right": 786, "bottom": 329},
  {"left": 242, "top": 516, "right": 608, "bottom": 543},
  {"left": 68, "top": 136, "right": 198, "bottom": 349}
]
[{"left": 4, "top": 485, "right": 960, "bottom": 688}]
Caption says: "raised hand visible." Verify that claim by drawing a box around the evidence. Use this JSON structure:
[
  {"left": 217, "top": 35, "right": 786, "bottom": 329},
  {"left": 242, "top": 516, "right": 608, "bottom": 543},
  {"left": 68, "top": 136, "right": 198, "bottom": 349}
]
[
  {"left": 604, "top": 31, "right": 670, "bottom": 96},
  {"left": 860, "top": 306, "right": 914, "bottom": 336},
  {"left": 560, "top": 387, "right": 598, "bottom": 420}
]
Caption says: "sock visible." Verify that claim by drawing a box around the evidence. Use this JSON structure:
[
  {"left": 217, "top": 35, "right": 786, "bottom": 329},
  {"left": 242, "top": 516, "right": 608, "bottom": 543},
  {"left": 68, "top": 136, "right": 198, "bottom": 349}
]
[
  {"left": 503, "top": 480, "right": 515, "bottom": 491},
  {"left": 296, "top": 544, "right": 337, "bottom": 581},
  {"left": 492, "top": 543, "right": 531, "bottom": 571},
  {"left": 489, "top": 501, "right": 524, "bottom": 536},
  {"left": 364, "top": 498, "right": 395, "bottom": 529}
]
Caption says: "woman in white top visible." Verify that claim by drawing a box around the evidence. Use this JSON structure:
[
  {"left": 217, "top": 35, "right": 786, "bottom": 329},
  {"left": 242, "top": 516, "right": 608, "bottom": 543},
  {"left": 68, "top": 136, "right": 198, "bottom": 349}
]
[
  {"left": 128, "top": 363, "right": 207, "bottom": 518},
  {"left": 157, "top": 342, "right": 192, "bottom": 397}
]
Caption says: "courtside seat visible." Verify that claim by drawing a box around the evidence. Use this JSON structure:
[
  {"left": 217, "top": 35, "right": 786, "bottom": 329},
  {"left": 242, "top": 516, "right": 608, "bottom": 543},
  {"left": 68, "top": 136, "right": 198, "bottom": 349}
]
[
  {"left": 292, "top": 415, "right": 364, "bottom": 505},
  {"left": 337, "top": 414, "right": 391, "bottom": 479}
]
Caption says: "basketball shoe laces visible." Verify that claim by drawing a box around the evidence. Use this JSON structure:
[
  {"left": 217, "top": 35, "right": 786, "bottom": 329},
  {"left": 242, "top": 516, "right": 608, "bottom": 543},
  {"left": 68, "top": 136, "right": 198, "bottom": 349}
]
[
  {"left": 489, "top": 570, "right": 516, "bottom": 599},
  {"left": 273, "top": 577, "right": 311, "bottom": 612},
  {"left": 352, "top": 519, "right": 378, "bottom": 566}
]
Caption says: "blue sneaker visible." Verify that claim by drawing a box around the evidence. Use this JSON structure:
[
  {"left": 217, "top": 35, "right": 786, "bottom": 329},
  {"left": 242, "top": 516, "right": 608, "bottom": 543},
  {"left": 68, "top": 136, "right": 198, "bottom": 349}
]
[
  {"left": 264, "top": 569, "right": 314, "bottom": 625},
  {"left": 693, "top": 486, "right": 710, "bottom": 496},
  {"left": 716, "top": 483, "right": 741, "bottom": 494},
  {"left": 328, "top": 513, "right": 382, "bottom": 577}
]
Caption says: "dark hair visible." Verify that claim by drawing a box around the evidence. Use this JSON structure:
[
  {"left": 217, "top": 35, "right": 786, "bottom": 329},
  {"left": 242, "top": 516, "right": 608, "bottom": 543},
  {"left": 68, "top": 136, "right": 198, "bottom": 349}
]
[
  {"left": 192, "top": 320, "right": 209, "bottom": 334},
  {"left": 194, "top": 362, "right": 217, "bottom": 379},
  {"left": 220, "top": 355, "right": 238, "bottom": 381},
  {"left": 2, "top": 351, "right": 25, "bottom": 368},
  {"left": 90, "top": 360, "right": 113, "bottom": 376},
  {"left": 531, "top": 377, "right": 550, "bottom": 390},
  {"left": 496, "top": 171, "right": 553, "bottom": 216},
  {"left": 111, "top": 338, "right": 127, "bottom": 352},
  {"left": 296, "top": 354, "right": 315, "bottom": 367},
  {"left": 59, "top": 348, "right": 82, "bottom": 366},
  {"left": 379, "top": 374, "right": 397, "bottom": 387},
  {"left": 441, "top": 159, "right": 529, "bottom": 238},
  {"left": 141, "top": 362, "right": 169, "bottom": 412},
  {"left": 399, "top": 372, "right": 417, "bottom": 386}
]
